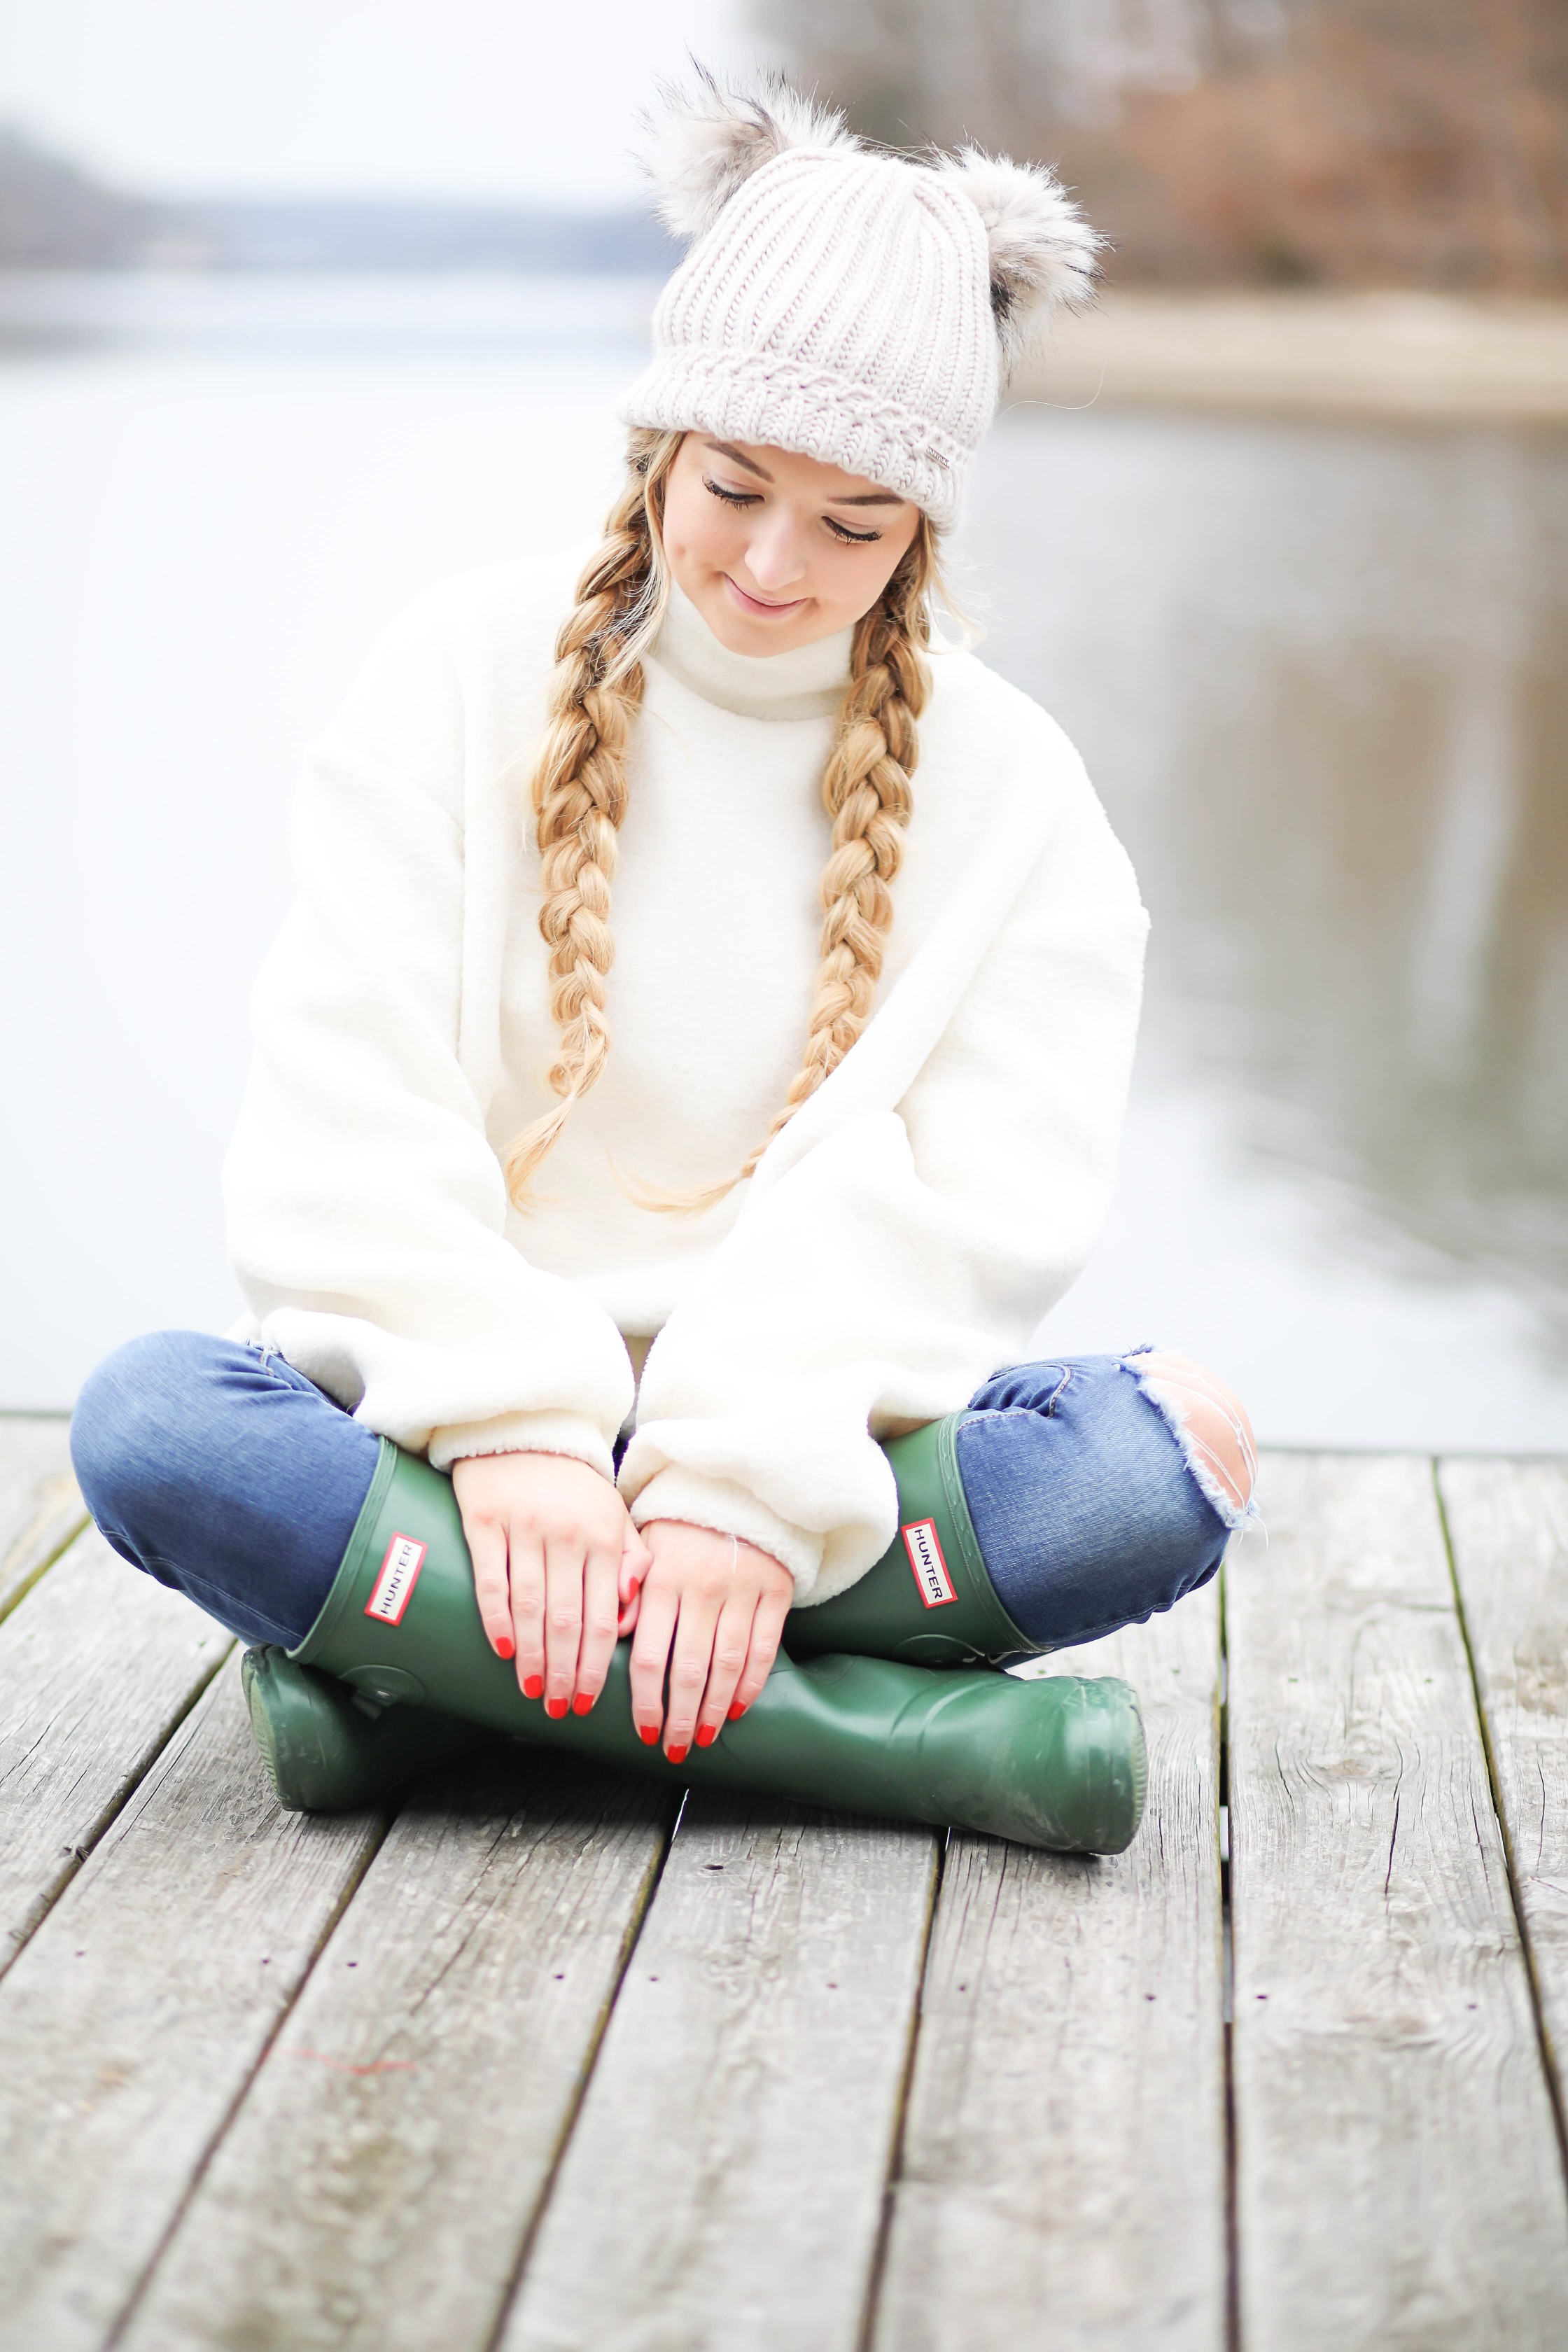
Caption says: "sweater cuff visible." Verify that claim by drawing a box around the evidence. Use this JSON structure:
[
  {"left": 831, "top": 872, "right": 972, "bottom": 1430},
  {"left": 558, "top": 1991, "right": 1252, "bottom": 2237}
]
[
  {"left": 627, "top": 1467, "right": 825, "bottom": 1596},
  {"left": 428, "top": 1409, "right": 617, "bottom": 1483}
]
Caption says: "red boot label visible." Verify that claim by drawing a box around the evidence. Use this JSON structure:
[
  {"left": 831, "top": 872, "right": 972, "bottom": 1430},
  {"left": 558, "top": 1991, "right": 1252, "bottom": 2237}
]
[
  {"left": 365, "top": 1532, "right": 428, "bottom": 1625},
  {"left": 902, "top": 1518, "right": 957, "bottom": 1607}
]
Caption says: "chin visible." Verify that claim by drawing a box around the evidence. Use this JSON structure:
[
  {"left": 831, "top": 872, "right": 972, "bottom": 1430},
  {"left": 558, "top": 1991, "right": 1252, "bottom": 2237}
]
[
  {"left": 705, "top": 608, "right": 768, "bottom": 653},
  {"left": 704, "top": 599, "right": 804, "bottom": 656}
]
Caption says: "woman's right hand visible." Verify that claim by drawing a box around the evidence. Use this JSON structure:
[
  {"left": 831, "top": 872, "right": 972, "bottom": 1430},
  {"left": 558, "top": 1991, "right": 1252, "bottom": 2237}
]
[{"left": 451, "top": 1451, "right": 651, "bottom": 1718}]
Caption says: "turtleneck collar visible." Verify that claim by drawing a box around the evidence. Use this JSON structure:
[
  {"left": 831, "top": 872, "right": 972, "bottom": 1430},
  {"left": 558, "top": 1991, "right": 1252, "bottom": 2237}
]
[{"left": 649, "top": 580, "right": 853, "bottom": 722}]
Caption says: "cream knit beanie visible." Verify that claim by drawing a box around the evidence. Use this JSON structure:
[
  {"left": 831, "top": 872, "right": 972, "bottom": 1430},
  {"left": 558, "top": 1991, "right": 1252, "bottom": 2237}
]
[{"left": 620, "top": 73, "right": 1100, "bottom": 528}]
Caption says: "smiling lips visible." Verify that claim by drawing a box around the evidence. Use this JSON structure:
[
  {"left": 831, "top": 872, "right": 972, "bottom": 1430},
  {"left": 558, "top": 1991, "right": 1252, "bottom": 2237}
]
[{"left": 723, "top": 575, "right": 808, "bottom": 617}]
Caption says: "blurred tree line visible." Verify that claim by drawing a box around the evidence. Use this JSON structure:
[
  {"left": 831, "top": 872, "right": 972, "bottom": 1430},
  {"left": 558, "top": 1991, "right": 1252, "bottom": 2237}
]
[{"left": 760, "top": 0, "right": 1568, "bottom": 290}]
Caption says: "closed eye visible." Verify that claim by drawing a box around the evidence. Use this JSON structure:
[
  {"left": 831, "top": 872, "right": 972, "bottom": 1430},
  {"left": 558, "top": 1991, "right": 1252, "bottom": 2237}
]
[{"left": 706, "top": 475, "right": 883, "bottom": 545}]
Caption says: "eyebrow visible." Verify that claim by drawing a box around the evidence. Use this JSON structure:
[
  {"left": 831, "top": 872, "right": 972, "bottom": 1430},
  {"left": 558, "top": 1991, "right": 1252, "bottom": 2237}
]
[{"left": 703, "top": 440, "right": 907, "bottom": 507}]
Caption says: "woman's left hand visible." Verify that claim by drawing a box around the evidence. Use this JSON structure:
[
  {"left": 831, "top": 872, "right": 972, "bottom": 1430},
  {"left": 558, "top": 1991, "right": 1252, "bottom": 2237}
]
[{"left": 626, "top": 1521, "right": 794, "bottom": 1762}]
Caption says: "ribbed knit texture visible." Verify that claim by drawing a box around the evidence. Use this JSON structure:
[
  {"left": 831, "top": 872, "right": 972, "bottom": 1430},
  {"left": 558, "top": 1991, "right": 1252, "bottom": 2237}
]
[{"left": 622, "top": 148, "right": 1000, "bottom": 527}]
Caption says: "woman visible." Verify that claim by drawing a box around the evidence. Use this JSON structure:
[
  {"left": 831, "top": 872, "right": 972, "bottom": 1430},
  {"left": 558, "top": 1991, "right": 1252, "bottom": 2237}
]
[{"left": 71, "top": 76, "right": 1254, "bottom": 1854}]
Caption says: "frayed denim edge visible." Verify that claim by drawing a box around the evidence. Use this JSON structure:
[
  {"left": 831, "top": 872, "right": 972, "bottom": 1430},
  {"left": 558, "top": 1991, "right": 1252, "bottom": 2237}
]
[{"left": 1119, "top": 1349, "right": 1264, "bottom": 1539}]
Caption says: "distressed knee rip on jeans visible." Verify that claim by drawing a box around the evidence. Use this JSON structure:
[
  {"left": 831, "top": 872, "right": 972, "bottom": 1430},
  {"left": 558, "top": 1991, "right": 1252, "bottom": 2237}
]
[
  {"left": 1121, "top": 1349, "right": 1260, "bottom": 1532},
  {"left": 956, "top": 1353, "right": 1243, "bottom": 1653}
]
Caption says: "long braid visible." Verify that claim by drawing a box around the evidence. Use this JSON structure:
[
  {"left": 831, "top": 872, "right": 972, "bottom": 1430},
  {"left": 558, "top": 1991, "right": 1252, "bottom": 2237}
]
[
  {"left": 738, "top": 528, "right": 932, "bottom": 1177},
  {"left": 505, "top": 436, "right": 939, "bottom": 1212},
  {"left": 501, "top": 428, "right": 681, "bottom": 1205}
]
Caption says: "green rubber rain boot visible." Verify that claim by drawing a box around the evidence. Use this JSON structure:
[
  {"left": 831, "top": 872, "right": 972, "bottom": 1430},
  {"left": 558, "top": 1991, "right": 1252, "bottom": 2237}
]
[
  {"left": 241, "top": 1644, "right": 478, "bottom": 1812},
  {"left": 249, "top": 1438, "right": 1144, "bottom": 1854},
  {"left": 786, "top": 1414, "right": 1035, "bottom": 1669}
]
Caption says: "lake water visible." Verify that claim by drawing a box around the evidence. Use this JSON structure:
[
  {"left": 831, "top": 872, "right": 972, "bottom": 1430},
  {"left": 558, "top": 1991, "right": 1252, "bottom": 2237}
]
[{"left": 3, "top": 273, "right": 1565, "bottom": 1450}]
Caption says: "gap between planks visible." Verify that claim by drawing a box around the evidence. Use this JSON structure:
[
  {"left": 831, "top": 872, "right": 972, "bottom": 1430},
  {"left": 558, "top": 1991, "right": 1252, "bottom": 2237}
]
[
  {"left": 0, "top": 1657, "right": 385, "bottom": 2352},
  {"left": 1437, "top": 1457, "right": 1568, "bottom": 2177},
  {"left": 117, "top": 1749, "right": 675, "bottom": 2352},
  {"left": 853, "top": 1824, "right": 946, "bottom": 2352},
  {"left": 870, "top": 1583, "right": 1226, "bottom": 2352},
  {"left": 0, "top": 1523, "right": 232, "bottom": 1976},
  {"left": 1228, "top": 1450, "right": 1568, "bottom": 2352},
  {"left": 0, "top": 1413, "right": 86, "bottom": 1625},
  {"left": 499, "top": 1794, "right": 941, "bottom": 2352}
]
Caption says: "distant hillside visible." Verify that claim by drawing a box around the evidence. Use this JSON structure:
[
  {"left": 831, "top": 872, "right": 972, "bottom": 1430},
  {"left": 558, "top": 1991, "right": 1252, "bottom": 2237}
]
[
  {"left": 0, "top": 125, "right": 676, "bottom": 273},
  {"left": 172, "top": 200, "right": 676, "bottom": 274},
  {"left": 0, "top": 126, "right": 155, "bottom": 265}
]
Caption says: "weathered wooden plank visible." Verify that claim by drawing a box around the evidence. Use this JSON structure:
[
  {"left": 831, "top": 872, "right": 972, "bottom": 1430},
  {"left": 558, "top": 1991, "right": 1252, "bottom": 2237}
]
[
  {"left": 870, "top": 1583, "right": 1226, "bottom": 2352},
  {"left": 1438, "top": 1456, "right": 1568, "bottom": 2125},
  {"left": 0, "top": 1655, "right": 381, "bottom": 2352},
  {"left": 0, "top": 1525, "right": 230, "bottom": 1972},
  {"left": 502, "top": 1796, "right": 939, "bottom": 2352},
  {"left": 120, "top": 1749, "right": 673, "bottom": 2352},
  {"left": 1228, "top": 1451, "right": 1568, "bottom": 2351},
  {"left": 0, "top": 1415, "right": 85, "bottom": 1621}
]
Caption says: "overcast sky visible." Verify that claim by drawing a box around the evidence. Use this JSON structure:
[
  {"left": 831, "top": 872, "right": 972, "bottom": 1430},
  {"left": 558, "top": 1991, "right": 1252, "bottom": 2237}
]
[{"left": 1, "top": 0, "right": 766, "bottom": 207}]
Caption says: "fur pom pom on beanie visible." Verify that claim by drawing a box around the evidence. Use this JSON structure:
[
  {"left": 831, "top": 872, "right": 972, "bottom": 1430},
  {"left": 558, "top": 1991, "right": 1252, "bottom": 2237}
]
[{"left": 620, "top": 69, "right": 1100, "bottom": 528}]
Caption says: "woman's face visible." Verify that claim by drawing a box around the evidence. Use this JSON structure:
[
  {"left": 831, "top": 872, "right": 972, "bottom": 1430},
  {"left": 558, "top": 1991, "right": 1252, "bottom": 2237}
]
[{"left": 660, "top": 433, "right": 923, "bottom": 657}]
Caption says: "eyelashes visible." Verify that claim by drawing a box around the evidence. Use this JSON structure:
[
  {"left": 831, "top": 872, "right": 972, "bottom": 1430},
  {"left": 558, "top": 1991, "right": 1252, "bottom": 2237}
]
[{"left": 701, "top": 476, "right": 882, "bottom": 546}]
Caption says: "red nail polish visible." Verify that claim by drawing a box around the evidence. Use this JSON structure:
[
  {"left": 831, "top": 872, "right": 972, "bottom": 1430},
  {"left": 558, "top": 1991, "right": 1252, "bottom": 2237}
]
[
  {"left": 638, "top": 1723, "right": 659, "bottom": 1745},
  {"left": 694, "top": 1724, "right": 718, "bottom": 1748},
  {"left": 495, "top": 1634, "right": 515, "bottom": 1660},
  {"left": 545, "top": 1696, "right": 568, "bottom": 1720},
  {"left": 727, "top": 1701, "right": 746, "bottom": 1721},
  {"left": 573, "top": 1693, "right": 594, "bottom": 1716},
  {"left": 523, "top": 1675, "right": 544, "bottom": 1700},
  {"left": 666, "top": 1744, "right": 689, "bottom": 1765}
]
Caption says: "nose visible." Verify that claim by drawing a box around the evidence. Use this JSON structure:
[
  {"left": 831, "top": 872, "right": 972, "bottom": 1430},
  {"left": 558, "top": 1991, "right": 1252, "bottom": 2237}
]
[{"left": 740, "top": 510, "right": 808, "bottom": 596}]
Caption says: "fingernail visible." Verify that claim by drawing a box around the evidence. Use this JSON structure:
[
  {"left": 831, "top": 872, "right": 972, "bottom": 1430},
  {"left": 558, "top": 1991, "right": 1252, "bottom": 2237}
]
[
  {"left": 573, "top": 1693, "right": 594, "bottom": 1716},
  {"left": 495, "top": 1634, "right": 515, "bottom": 1660},
  {"left": 666, "top": 1744, "right": 689, "bottom": 1765},
  {"left": 627, "top": 1576, "right": 640, "bottom": 1598},
  {"left": 523, "top": 1675, "right": 544, "bottom": 1700},
  {"left": 727, "top": 1701, "right": 746, "bottom": 1721},
  {"left": 638, "top": 1723, "right": 660, "bottom": 1745},
  {"left": 545, "top": 1696, "right": 568, "bottom": 1720},
  {"left": 695, "top": 1724, "right": 718, "bottom": 1748}
]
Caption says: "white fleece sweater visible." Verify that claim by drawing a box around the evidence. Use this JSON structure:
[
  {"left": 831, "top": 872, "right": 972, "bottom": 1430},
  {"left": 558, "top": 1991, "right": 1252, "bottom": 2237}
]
[{"left": 225, "top": 555, "right": 1149, "bottom": 1603}]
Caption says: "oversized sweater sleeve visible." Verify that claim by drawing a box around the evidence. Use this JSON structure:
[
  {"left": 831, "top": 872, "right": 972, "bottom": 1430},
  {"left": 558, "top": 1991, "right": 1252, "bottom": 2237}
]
[
  {"left": 224, "top": 582, "right": 635, "bottom": 1475},
  {"left": 617, "top": 726, "right": 1148, "bottom": 1604}
]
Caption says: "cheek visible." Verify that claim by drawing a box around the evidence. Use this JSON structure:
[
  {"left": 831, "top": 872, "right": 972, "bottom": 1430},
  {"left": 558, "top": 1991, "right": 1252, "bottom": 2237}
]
[
  {"left": 831, "top": 533, "right": 918, "bottom": 622},
  {"left": 664, "top": 474, "right": 736, "bottom": 571}
]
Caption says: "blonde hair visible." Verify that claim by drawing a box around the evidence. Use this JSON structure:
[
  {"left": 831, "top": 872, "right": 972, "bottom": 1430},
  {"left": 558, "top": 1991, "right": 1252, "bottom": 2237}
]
[{"left": 503, "top": 426, "right": 937, "bottom": 1210}]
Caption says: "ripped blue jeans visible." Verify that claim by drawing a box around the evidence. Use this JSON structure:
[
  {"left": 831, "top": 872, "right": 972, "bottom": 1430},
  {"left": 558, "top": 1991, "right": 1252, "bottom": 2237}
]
[{"left": 69, "top": 1333, "right": 1247, "bottom": 1656}]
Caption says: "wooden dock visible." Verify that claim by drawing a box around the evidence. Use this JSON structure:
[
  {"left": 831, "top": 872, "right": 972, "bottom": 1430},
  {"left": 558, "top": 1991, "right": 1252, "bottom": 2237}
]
[{"left": 2, "top": 1414, "right": 1567, "bottom": 2349}]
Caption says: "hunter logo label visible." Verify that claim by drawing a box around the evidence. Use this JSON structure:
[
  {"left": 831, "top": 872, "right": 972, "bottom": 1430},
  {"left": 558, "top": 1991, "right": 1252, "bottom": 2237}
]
[
  {"left": 902, "top": 1518, "right": 957, "bottom": 1608},
  {"left": 365, "top": 1533, "right": 427, "bottom": 1626}
]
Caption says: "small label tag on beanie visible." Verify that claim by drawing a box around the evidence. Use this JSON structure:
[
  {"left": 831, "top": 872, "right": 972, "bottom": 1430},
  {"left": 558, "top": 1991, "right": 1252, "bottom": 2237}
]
[
  {"left": 365, "top": 1533, "right": 427, "bottom": 1626},
  {"left": 902, "top": 1518, "right": 956, "bottom": 1608}
]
